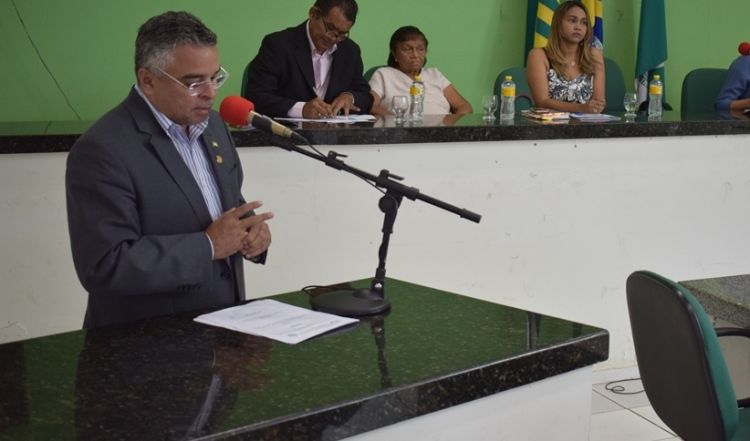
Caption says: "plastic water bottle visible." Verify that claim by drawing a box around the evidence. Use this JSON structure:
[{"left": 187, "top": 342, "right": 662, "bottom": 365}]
[
  {"left": 648, "top": 74, "right": 663, "bottom": 118},
  {"left": 409, "top": 74, "right": 425, "bottom": 120},
  {"left": 500, "top": 75, "right": 516, "bottom": 121}
]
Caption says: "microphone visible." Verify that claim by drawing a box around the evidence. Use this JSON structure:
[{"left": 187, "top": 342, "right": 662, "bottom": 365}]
[
  {"left": 739, "top": 41, "right": 750, "bottom": 56},
  {"left": 219, "top": 96, "right": 306, "bottom": 143}
]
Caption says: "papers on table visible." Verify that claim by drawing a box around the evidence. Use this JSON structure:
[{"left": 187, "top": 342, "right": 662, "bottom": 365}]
[
  {"left": 570, "top": 112, "right": 621, "bottom": 122},
  {"left": 521, "top": 108, "right": 570, "bottom": 123},
  {"left": 194, "top": 299, "right": 358, "bottom": 344},
  {"left": 278, "top": 115, "right": 376, "bottom": 124},
  {"left": 521, "top": 108, "right": 621, "bottom": 123}
]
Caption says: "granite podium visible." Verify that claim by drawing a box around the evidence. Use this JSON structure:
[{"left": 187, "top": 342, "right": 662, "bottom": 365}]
[{"left": 0, "top": 278, "right": 607, "bottom": 440}]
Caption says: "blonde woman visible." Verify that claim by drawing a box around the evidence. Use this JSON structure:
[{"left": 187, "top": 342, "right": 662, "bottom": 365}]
[{"left": 526, "top": 1, "right": 605, "bottom": 113}]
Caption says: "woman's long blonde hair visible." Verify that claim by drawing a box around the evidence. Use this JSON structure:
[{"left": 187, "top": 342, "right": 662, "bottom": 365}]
[{"left": 544, "top": 1, "right": 599, "bottom": 76}]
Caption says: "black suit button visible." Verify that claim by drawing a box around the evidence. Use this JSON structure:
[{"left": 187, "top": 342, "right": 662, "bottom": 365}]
[{"left": 220, "top": 270, "right": 231, "bottom": 280}]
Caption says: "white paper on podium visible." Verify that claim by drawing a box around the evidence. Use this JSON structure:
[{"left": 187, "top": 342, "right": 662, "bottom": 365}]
[
  {"left": 277, "top": 114, "right": 376, "bottom": 124},
  {"left": 194, "top": 299, "right": 358, "bottom": 344}
]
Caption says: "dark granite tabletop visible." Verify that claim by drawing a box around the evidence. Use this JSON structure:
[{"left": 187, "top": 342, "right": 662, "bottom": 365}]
[
  {"left": 0, "top": 278, "right": 608, "bottom": 440},
  {"left": 680, "top": 275, "right": 750, "bottom": 328},
  {"left": 2, "top": 109, "right": 750, "bottom": 154}
]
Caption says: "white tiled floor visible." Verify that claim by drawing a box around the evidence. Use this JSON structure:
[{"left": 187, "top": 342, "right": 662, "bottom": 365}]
[{"left": 590, "top": 378, "right": 680, "bottom": 441}]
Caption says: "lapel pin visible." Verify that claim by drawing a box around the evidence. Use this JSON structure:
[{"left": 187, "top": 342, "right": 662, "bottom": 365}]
[{"left": 215, "top": 154, "right": 223, "bottom": 164}]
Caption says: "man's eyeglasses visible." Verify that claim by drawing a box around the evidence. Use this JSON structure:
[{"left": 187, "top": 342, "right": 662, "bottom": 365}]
[
  {"left": 153, "top": 66, "right": 229, "bottom": 96},
  {"left": 318, "top": 15, "right": 349, "bottom": 40}
]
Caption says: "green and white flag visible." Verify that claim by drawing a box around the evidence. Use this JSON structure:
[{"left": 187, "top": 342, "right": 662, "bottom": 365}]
[
  {"left": 533, "top": 0, "right": 560, "bottom": 48},
  {"left": 635, "top": 0, "right": 667, "bottom": 105}
]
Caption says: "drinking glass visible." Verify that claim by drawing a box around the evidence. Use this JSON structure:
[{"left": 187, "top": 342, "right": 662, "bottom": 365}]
[
  {"left": 623, "top": 92, "right": 638, "bottom": 118},
  {"left": 392, "top": 96, "right": 409, "bottom": 124},
  {"left": 482, "top": 94, "right": 498, "bottom": 121}
]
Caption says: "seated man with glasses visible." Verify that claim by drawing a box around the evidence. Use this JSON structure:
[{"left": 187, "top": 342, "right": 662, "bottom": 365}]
[
  {"left": 66, "top": 11, "right": 273, "bottom": 328},
  {"left": 243, "top": 0, "right": 373, "bottom": 118}
]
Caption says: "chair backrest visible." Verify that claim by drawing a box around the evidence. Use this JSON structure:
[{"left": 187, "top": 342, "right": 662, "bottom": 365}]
[
  {"left": 626, "top": 271, "right": 739, "bottom": 441},
  {"left": 364, "top": 65, "right": 386, "bottom": 82},
  {"left": 604, "top": 57, "right": 626, "bottom": 112},
  {"left": 240, "top": 62, "right": 251, "bottom": 98},
  {"left": 494, "top": 61, "right": 622, "bottom": 112},
  {"left": 681, "top": 68, "right": 729, "bottom": 119},
  {"left": 494, "top": 67, "right": 533, "bottom": 111}
]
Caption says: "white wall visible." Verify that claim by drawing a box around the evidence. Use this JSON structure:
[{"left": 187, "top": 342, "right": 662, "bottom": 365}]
[
  {"left": 0, "top": 153, "right": 83, "bottom": 341},
  {"left": 3, "top": 135, "right": 750, "bottom": 370}
]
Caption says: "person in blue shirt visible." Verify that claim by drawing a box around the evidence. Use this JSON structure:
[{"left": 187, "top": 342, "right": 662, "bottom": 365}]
[{"left": 715, "top": 55, "right": 750, "bottom": 110}]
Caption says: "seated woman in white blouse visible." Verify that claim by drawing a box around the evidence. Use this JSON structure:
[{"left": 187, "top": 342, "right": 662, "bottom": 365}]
[{"left": 369, "top": 26, "right": 472, "bottom": 116}]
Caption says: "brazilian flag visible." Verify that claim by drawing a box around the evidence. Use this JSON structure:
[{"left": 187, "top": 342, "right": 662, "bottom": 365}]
[{"left": 582, "top": 0, "right": 604, "bottom": 49}]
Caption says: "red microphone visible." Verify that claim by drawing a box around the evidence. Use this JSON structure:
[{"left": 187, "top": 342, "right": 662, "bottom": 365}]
[
  {"left": 219, "top": 96, "right": 304, "bottom": 141},
  {"left": 739, "top": 41, "right": 750, "bottom": 56},
  {"left": 219, "top": 95, "right": 255, "bottom": 126}
]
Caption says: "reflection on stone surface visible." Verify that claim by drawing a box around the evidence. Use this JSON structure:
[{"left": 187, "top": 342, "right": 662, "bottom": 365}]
[
  {"left": 0, "top": 344, "right": 28, "bottom": 430},
  {"left": 74, "top": 321, "right": 271, "bottom": 440},
  {"left": 0, "top": 279, "right": 607, "bottom": 440}
]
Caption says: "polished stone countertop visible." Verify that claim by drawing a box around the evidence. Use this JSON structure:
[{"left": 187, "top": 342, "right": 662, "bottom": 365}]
[
  {"left": 2, "top": 109, "right": 750, "bottom": 154},
  {"left": 680, "top": 274, "right": 750, "bottom": 327},
  {"left": 0, "top": 278, "right": 608, "bottom": 440}
]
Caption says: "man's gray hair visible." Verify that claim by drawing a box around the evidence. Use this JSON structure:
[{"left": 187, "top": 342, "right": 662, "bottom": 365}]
[{"left": 135, "top": 11, "right": 217, "bottom": 75}]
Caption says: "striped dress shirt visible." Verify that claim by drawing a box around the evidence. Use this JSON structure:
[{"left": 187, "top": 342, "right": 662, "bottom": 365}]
[{"left": 134, "top": 85, "right": 224, "bottom": 221}]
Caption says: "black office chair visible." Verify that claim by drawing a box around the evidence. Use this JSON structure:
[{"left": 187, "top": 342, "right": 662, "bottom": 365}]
[
  {"left": 364, "top": 65, "right": 385, "bottom": 82},
  {"left": 681, "top": 68, "right": 729, "bottom": 119},
  {"left": 240, "top": 62, "right": 251, "bottom": 98},
  {"left": 603, "top": 57, "right": 626, "bottom": 112},
  {"left": 626, "top": 270, "right": 750, "bottom": 441}
]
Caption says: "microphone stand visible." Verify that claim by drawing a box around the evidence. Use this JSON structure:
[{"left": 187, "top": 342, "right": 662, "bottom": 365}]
[{"left": 269, "top": 135, "right": 481, "bottom": 316}]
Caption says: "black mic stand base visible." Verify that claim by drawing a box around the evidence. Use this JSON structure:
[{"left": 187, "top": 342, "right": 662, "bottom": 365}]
[{"left": 310, "top": 287, "right": 391, "bottom": 317}]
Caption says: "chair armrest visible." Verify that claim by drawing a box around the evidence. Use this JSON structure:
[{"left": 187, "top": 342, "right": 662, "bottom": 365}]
[
  {"left": 715, "top": 327, "right": 750, "bottom": 338},
  {"left": 517, "top": 94, "right": 534, "bottom": 107},
  {"left": 716, "top": 327, "right": 750, "bottom": 408}
]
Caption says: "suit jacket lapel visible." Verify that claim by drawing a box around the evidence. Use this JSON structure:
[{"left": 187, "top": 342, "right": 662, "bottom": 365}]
[
  {"left": 202, "top": 121, "right": 244, "bottom": 300},
  {"left": 125, "top": 89, "right": 214, "bottom": 227}
]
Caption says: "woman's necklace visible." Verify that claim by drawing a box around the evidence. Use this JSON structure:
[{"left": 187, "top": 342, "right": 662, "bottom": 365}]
[{"left": 563, "top": 51, "right": 578, "bottom": 67}]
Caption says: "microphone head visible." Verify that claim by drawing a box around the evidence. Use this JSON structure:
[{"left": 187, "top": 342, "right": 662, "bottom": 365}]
[
  {"left": 219, "top": 96, "right": 255, "bottom": 126},
  {"left": 739, "top": 42, "right": 750, "bottom": 56}
]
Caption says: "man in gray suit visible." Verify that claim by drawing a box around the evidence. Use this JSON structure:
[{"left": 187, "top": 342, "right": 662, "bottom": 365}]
[{"left": 66, "top": 11, "right": 272, "bottom": 328}]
